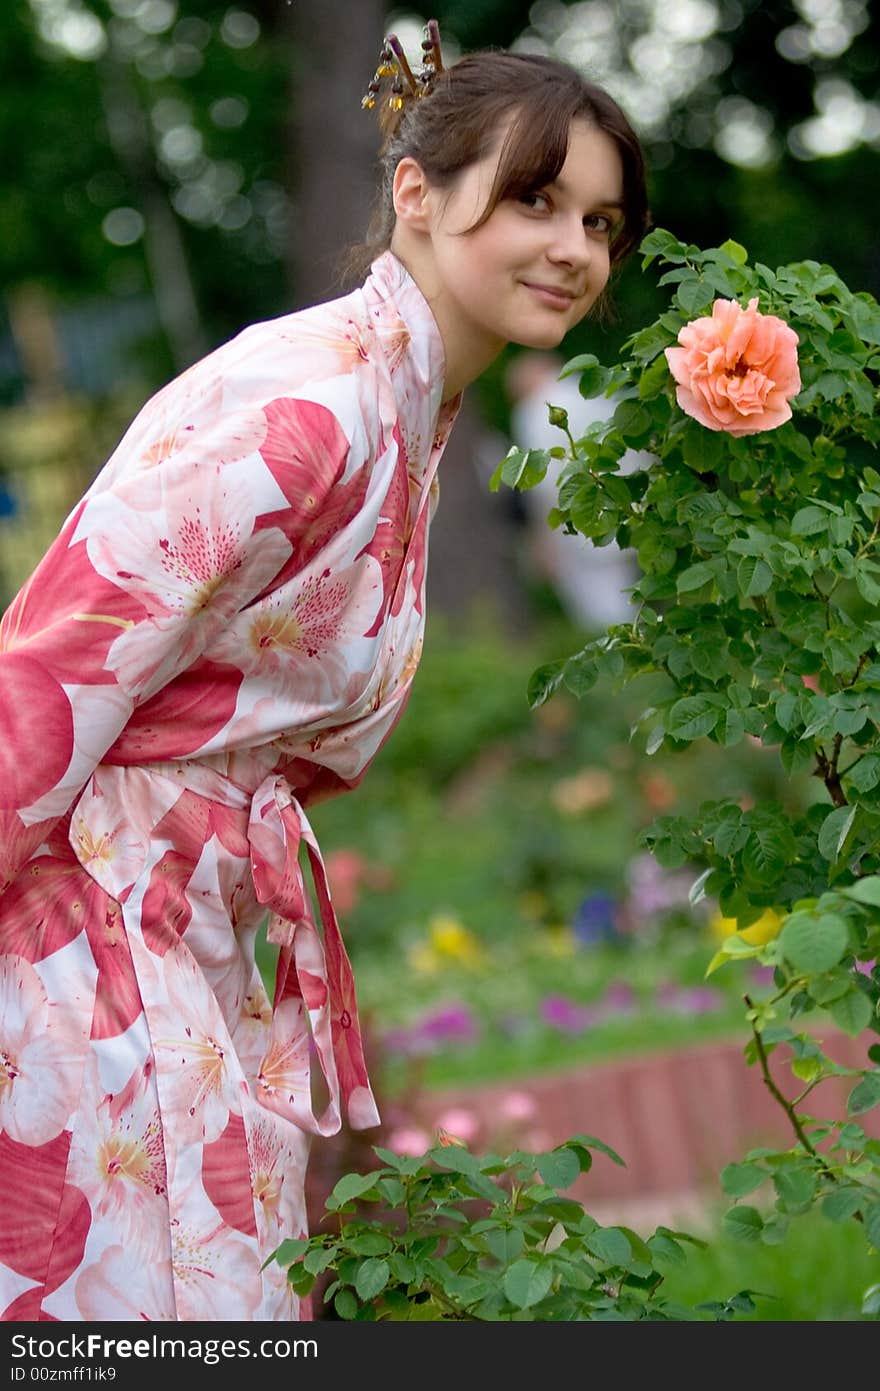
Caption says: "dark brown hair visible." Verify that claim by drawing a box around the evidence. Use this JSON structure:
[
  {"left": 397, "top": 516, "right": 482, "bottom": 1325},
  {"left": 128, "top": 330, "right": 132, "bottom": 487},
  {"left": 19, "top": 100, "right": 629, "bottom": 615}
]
[{"left": 338, "top": 49, "right": 650, "bottom": 287}]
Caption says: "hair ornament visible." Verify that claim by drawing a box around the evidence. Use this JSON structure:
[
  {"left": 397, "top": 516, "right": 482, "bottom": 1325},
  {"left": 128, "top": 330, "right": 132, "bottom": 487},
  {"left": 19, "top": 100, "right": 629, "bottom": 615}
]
[{"left": 361, "top": 19, "right": 444, "bottom": 142}]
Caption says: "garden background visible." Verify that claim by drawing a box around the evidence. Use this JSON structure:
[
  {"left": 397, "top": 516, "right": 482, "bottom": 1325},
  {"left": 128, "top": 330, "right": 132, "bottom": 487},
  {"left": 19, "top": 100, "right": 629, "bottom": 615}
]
[{"left": 3, "top": 0, "right": 880, "bottom": 1318}]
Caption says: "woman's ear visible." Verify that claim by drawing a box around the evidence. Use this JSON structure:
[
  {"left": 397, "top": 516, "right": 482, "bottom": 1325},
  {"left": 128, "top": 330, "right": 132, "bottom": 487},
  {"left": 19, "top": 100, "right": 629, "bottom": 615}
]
[{"left": 391, "top": 157, "right": 434, "bottom": 232}]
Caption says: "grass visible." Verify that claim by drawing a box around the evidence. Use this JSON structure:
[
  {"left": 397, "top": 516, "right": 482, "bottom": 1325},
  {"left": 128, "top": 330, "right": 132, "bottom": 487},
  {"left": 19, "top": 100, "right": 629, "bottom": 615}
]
[{"left": 660, "top": 1207, "right": 879, "bottom": 1321}]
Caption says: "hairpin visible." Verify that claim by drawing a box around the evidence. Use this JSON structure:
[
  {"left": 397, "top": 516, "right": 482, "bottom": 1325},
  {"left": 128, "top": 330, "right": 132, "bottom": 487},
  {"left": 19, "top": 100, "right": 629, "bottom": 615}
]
[{"left": 361, "top": 18, "right": 444, "bottom": 118}]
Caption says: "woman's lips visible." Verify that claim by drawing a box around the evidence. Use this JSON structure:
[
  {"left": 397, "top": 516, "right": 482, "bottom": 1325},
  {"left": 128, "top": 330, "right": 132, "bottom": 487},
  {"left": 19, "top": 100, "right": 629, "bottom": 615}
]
[{"left": 521, "top": 282, "right": 576, "bottom": 310}]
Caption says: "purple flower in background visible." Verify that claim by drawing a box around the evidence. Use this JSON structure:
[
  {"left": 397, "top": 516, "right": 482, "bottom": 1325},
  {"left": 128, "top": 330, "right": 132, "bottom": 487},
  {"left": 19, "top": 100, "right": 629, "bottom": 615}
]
[
  {"left": 601, "top": 980, "right": 636, "bottom": 1013},
  {"left": 382, "top": 1026, "right": 418, "bottom": 1054},
  {"left": 626, "top": 853, "right": 693, "bottom": 920},
  {"left": 572, "top": 891, "right": 620, "bottom": 947},
  {"left": 749, "top": 964, "right": 776, "bottom": 989},
  {"left": 655, "top": 983, "right": 724, "bottom": 1015},
  {"left": 381, "top": 1002, "right": 480, "bottom": 1056},
  {"left": 417, "top": 1003, "right": 479, "bottom": 1045},
  {"left": 540, "top": 994, "right": 598, "bottom": 1033}
]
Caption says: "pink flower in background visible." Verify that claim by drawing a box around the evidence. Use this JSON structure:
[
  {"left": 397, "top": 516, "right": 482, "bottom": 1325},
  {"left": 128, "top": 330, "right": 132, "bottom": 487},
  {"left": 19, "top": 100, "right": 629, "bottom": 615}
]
[
  {"left": 665, "top": 297, "right": 800, "bottom": 436},
  {"left": 434, "top": 1107, "right": 480, "bottom": 1144},
  {"left": 540, "top": 994, "right": 598, "bottom": 1034},
  {"left": 498, "top": 1091, "right": 537, "bottom": 1123},
  {"left": 386, "top": 1125, "right": 430, "bottom": 1156}
]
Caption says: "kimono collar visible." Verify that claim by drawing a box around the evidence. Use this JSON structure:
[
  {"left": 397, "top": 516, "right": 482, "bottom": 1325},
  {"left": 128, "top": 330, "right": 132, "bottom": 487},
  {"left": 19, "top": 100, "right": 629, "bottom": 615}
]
[{"left": 363, "top": 249, "right": 462, "bottom": 456}]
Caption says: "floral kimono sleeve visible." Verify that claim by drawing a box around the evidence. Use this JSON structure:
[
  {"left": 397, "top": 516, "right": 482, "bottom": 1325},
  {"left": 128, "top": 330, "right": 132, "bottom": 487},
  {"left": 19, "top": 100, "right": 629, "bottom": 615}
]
[{"left": 0, "top": 381, "right": 363, "bottom": 891}]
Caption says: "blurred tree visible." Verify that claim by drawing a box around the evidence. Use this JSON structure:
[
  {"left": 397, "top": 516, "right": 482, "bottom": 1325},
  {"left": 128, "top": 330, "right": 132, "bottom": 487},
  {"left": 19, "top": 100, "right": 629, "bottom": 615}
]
[
  {"left": 286, "top": 0, "right": 386, "bottom": 307},
  {"left": 4, "top": 0, "right": 878, "bottom": 383}
]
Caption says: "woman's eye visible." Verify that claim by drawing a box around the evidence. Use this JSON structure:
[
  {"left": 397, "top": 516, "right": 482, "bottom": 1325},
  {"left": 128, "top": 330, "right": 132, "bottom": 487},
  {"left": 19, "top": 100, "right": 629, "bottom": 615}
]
[
  {"left": 519, "top": 192, "right": 550, "bottom": 211},
  {"left": 584, "top": 213, "right": 613, "bottom": 234}
]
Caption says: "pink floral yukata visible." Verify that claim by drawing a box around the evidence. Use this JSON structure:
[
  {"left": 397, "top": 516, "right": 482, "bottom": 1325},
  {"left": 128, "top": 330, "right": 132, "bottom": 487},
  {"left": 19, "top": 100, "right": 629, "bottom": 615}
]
[{"left": 0, "top": 251, "right": 461, "bottom": 1321}]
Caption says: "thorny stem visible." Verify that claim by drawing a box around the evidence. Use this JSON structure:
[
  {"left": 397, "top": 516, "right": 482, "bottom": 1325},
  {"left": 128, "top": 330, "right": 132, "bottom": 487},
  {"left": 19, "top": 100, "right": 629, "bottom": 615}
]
[
  {"left": 744, "top": 997, "right": 865, "bottom": 1225},
  {"left": 815, "top": 733, "right": 847, "bottom": 807},
  {"left": 743, "top": 994, "right": 834, "bottom": 1173}
]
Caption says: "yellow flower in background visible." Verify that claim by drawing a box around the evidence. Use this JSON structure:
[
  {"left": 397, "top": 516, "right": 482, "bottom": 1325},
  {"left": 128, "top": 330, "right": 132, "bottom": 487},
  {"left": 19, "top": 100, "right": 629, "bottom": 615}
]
[
  {"left": 428, "top": 913, "right": 485, "bottom": 965},
  {"left": 710, "top": 908, "right": 782, "bottom": 945},
  {"left": 407, "top": 914, "right": 486, "bottom": 974},
  {"left": 408, "top": 943, "right": 441, "bottom": 974},
  {"left": 541, "top": 924, "right": 577, "bottom": 956}
]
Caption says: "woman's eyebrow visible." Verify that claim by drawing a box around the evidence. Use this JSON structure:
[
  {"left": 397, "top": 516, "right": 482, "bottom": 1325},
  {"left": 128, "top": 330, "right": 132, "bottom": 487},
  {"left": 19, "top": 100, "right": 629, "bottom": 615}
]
[{"left": 549, "top": 175, "right": 624, "bottom": 208}]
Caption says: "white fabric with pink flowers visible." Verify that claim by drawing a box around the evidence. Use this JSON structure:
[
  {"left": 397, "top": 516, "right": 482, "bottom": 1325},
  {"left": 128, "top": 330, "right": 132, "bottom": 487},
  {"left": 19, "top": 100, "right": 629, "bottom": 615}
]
[{"left": 0, "top": 251, "right": 460, "bottom": 1321}]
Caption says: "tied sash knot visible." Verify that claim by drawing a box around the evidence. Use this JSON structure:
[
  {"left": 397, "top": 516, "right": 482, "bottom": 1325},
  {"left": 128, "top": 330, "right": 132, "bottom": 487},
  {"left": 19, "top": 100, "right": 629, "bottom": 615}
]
[{"left": 247, "top": 775, "right": 380, "bottom": 1137}]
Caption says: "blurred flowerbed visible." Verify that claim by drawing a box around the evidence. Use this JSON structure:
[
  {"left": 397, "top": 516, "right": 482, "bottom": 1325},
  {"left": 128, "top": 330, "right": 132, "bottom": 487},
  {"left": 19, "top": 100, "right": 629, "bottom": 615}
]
[{"left": 260, "top": 607, "right": 817, "bottom": 1100}]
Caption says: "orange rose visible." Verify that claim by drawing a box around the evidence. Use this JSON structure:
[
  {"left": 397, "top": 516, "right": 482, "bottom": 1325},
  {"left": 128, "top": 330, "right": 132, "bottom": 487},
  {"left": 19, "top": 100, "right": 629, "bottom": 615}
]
[{"left": 665, "top": 297, "right": 800, "bottom": 436}]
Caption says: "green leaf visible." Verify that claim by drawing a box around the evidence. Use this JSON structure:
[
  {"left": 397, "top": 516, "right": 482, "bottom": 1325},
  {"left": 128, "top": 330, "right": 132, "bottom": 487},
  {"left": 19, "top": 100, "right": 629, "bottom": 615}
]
[
  {"left": 817, "top": 805, "right": 857, "bottom": 862},
  {"left": 667, "top": 695, "right": 722, "bottom": 741},
  {"left": 737, "top": 556, "right": 772, "bottom": 597},
  {"left": 502, "top": 1259, "right": 553, "bottom": 1310},
  {"left": 720, "top": 1162, "right": 765, "bottom": 1197},
  {"left": 719, "top": 238, "right": 748, "bottom": 265},
  {"left": 559, "top": 353, "right": 609, "bottom": 400},
  {"left": 335, "top": 1289, "right": 358, "bottom": 1319},
  {"left": 845, "top": 758, "right": 880, "bottom": 795},
  {"left": 863, "top": 1284, "right": 880, "bottom": 1317},
  {"left": 856, "top": 564, "right": 880, "bottom": 606},
  {"left": 865, "top": 1204, "right": 880, "bottom": 1252},
  {"left": 682, "top": 423, "right": 725, "bottom": 473},
  {"left": 720, "top": 709, "right": 746, "bottom": 747},
  {"left": 567, "top": 1134, "right": 626, "bottom": 1167},
  {"left": 721, "top": 1206, "right": 764, "bottom": 1243},
  {"left": 640, "top": 227, "right": 690, "bottom": 264},
  {"left": 638, "top": 351, "right": 672, "bottom": 399},
  {"left": 586, "top": 1227, "right": 632, "bottom": 1267},
  {"left": 821, "top": 1187, "right": 864, "bottom": 1221},
  {"left": 304, "top": 1245, "right": 339, "bottom": 1275},
  {"left": 841, "top": 875, "right": 880, "bottom": 906},
  {"left": 354, "top": 1258, "right": 390, "bottom": 1303},
  {"left": 377, "top": 1177, "right": 405, "bottom": 1207},
  {"left": 773, "top": 1167, "right": 817, "bottom": 1209},
  {"left": 791, "top": 505, "right": 830, "bottom": 537},
  {"left": 347, "top": 1231, "right": 392, "bottom": 1256},
  {"left": 830, "top": 989, "right": 874, "bottom": 1037},
  {"left": 677, "top": 561, "right": 716, "bottom": 593},
  {"left": 536, "top": 1148, "right": 581, "bottom": 1190},
  {"left": 490, "top": 446, "right": 551, "bottom": 493},
  {"left": 847, "top": 1072, "right": 880, "bottom": 1117},
  {"left": 780, "top": 912, "right": 849, "bottom": 974},
  {"left": 272, "top": 1237, "right": 309, "bottom": 1267},
  {"left": 675, "top": 278, "right": 717, "bottom": 316},
  {"left": 528, "top": 660, "right": 566, "bottom": 709},
  {"left": 647, "top": 1234, "right": 686, "bottom": 1267},
  {"left": 612, "top": 400, "right": 651, "bottom": 438},
  {"left": 328, "top": 1172, "right": 381, "bottom": 1207},
  {"left": 484, "top": 1227, "right": 526, "bottom": 1266}
]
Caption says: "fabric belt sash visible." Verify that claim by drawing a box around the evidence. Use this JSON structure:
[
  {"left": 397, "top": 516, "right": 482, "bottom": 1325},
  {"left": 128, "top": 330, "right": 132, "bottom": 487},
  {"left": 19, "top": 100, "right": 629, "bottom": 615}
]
[{"left": 246, "top": 774, "right": 380, "bottom": 1137}]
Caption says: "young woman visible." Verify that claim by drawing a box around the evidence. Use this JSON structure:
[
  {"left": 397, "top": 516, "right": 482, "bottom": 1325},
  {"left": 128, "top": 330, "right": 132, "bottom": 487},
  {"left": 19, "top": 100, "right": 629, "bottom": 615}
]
[{"left": 0, "top": 30, "right": 648, "bottom": 1321}]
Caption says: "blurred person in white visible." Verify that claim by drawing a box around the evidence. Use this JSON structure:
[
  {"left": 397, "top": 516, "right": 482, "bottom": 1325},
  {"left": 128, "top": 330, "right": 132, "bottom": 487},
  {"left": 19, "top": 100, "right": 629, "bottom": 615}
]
[{"left": 506, "top": 350, "right": 652, "bottom": 629}]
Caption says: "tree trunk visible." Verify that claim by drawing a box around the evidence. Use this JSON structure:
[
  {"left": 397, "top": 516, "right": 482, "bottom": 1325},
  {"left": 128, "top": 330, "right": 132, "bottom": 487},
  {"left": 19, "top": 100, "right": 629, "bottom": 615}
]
[
  {"left": 426, "top": 398, "right": 532, "bottom": 635},
  {"left": 285, "top": 0, "right": 386, "bottom": 306},
  {"left": 285, "top": 2, "right": 530, "bottom": 629}
]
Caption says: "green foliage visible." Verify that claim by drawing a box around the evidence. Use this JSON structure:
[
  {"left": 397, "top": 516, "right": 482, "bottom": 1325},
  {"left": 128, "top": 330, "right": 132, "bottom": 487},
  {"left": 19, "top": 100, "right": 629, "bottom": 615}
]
[
  {"left": 497, "top": 229, "right": 880, "bottom": 1270},
  {"left": 269, "top": 1138, "right": 765, "bottom": 1322},
  {"left": 660, "top": 1203, "right": 878, "bottom": 1320}
]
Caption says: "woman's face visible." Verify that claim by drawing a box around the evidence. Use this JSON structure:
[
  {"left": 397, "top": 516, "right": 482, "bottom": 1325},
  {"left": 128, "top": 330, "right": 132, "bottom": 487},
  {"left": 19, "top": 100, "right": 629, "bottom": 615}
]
[{"left": 419, "top": 117, "right": 624, "bottom": 360}]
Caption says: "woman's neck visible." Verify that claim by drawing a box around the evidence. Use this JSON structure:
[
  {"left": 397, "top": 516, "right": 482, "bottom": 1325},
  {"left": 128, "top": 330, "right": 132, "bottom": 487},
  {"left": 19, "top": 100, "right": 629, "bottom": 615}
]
[{"left": 388, "top": 239, "right": 505, "bottom": 402}]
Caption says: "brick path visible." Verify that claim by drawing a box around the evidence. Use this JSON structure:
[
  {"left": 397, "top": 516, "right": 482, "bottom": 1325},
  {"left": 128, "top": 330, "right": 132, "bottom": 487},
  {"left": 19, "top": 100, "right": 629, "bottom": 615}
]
[{"left": 305, "top": 1029, "right": 879, "bottom": 1232}]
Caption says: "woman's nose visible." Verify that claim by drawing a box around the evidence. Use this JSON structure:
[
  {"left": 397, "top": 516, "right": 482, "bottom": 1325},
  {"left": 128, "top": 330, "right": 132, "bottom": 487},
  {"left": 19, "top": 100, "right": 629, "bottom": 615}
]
[{"left": 547, "top": 216, "right": 591, "bottom": 268}]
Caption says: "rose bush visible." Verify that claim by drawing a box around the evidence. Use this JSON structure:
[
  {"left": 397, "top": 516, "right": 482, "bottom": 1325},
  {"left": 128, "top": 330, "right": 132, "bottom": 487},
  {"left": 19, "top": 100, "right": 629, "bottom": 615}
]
[{"left": 492, "top": 228, "right": 880, "bottom": 1295}]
